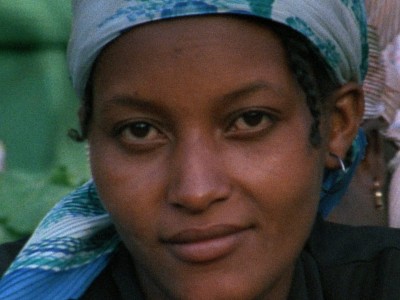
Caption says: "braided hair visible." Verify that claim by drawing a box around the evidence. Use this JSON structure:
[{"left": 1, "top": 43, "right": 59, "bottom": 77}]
[{"left": 271, "top": 21, "right": 341, "bottom": 146}]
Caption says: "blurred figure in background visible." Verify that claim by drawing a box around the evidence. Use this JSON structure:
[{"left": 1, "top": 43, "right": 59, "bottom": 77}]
[{"left": 328, "top": 0, "right": 400, "bottom": 227}]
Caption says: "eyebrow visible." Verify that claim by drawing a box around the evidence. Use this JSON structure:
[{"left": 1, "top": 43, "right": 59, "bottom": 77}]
[
  {"left": 99, "top": 81, "right": 281, "bottom": 115},
  {"left": 99, "top": 95, "right": 168, "bottom": 117},
  {"left": 218, "top": 81, "right": 281, "bottom": 106}
]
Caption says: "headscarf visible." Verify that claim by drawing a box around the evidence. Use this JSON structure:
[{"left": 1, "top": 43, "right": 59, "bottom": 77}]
[
  {"left": 68, "top": 0, "right": 368, "bottom": 98},
  {"left": 0, "top": 1, "right": 368, "bottom": 299}
]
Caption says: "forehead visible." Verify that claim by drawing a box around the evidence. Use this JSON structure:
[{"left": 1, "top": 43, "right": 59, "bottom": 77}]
[
  {"left": 94, "top": 15, "right": 292, "bottom": 81},
  {"left": 94, "top": 16, "right": 289, "bottom": 72},
  {"left": 92, "top": 15, "right": 301, "bottom": 111}
]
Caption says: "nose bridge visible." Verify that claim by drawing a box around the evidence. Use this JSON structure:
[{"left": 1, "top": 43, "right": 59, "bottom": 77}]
[{"left": 167, "top": 131, "right": 230, "bottom": 212}]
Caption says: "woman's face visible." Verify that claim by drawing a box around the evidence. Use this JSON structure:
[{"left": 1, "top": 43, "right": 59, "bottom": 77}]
[{"left": 89, "top": 16, "right": 328, "bottom": 299}]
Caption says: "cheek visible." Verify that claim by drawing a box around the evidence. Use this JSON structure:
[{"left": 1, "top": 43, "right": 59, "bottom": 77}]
[
  {"left": 88, "top": 139, "right": 167, "bottom": 242},
  {"left": 234, "top": 130, "right": 323, "bottom": 203},
  {"left": 228, "top": 128, "right": 324, "bottom": 237}
]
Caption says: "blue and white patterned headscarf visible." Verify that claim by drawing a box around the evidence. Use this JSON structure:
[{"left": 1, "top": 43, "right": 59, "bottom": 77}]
[
  {"left": 0, "top": 1, "right": 368, "bottom": 299},
  {"left": 68, "top": 0, "right": 368, "bottom": 98}
]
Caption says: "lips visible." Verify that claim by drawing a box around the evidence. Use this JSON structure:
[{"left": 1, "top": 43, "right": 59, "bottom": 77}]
[{"left": 161, "top": 224, "right": 251, "bottom": 263}]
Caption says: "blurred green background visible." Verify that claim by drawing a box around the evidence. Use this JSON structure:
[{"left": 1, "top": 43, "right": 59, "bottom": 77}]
[{"left": 0, "top": 1, "right": 90, "bottom": 243}]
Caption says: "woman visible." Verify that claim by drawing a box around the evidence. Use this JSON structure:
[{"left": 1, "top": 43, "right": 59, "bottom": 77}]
[{"left": 1, "top": 1, "right": 400, "bottom": 299}]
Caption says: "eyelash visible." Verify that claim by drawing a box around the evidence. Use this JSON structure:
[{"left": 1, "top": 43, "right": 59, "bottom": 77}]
[
  {"left": 227, "top": 109, "right": 276, "bottom": 138},
  {"left": 112, "top": 120, "right": 166, "bottom": 149}
]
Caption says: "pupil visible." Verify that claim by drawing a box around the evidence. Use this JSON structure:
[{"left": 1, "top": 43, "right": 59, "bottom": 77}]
[
  {"left": 131, "top": 123, "right": 150, "bottom": 138},
  {"left": 243, "top": 111, "right": 263, "bottom": 126}
]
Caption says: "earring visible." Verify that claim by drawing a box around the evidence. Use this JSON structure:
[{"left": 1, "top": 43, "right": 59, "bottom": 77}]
[
  {"left": 372, "top": 178, "right": 384, "bottom": 210},
  {"left": 330, "top": 153, "right": 348, "bottom": 173}
]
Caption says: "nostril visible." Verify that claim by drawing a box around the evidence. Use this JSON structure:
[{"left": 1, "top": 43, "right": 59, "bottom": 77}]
[
  {"left": 166, "top": 176, "right": 232, "bottom": 213},
  {"left": 167, "top": 189, "right": 227, "bottom": 211}
]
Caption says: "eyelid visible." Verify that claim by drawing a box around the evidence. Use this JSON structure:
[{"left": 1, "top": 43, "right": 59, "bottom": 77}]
[
  {"left": 112, "top": 117, "right": 162, "bottom": 135},
  {"left": 225, "top": 108, "right": 278, "bottom": 137},
  {"left": 112, "top": 119, "right": 169, "bottom": 150}
]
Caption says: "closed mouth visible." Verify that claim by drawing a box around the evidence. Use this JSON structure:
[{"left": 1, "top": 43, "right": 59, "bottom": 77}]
[{"left": 161, "top": 224, "right": 252, "bottom": 263}]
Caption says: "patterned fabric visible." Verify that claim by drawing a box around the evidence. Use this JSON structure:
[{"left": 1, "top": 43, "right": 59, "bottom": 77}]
[
  {"left": 0, "top": 181, "right": 119, "bottom": 299},
  {"left": 385, "top": 34, "right": 400, "bottom": 228},
  {"left": 363, "top": 25, "right": 386, "bottom": 120},
  {"left": 68, "top": 0, "right": 368, "bottom": 98},
  {"left": 0, "top": 1, "right": 368, "bottom": 299}
]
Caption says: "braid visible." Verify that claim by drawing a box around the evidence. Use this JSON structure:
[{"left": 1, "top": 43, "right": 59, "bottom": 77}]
[
  {"left": 270, "top": 21, "right": 341, "bottom": 147},
  {"left": 284, "top": 38, "right": 323, "bottom": 146}
]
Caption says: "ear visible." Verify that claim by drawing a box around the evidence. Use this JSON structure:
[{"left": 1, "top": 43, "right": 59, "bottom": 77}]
[{"left": 325, "top": 82, "right": 364, "bottom": 169}]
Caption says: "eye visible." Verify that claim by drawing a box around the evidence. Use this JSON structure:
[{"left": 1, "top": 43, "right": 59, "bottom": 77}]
[
  {"left": 116, "top": 121, "right": 165, "bottom": 144},
  {"left": 229, "top": 110, "right": 274, "bottom": 133}
]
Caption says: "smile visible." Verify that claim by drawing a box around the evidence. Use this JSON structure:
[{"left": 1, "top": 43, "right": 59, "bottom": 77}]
[{"left": 162, "top": 224, "right": 252, "bottom": 264}]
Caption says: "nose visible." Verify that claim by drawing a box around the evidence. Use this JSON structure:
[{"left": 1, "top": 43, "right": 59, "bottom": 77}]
[{"left": 167, "top": 134, "right": 231, "bottom": 213}]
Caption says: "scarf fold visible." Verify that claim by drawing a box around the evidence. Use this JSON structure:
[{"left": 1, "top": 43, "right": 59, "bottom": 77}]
[
  {"left": 0, "top": 1, "right": 368, "bottom": 299},
  {"left": 0, "top": 181, "right": 119, "bottom": 299}
]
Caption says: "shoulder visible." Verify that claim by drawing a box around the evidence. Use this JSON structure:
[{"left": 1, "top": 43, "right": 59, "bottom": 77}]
[
  {"left": 0, "top": 238, "right": 28, "bottom": 277},
  {"left": 309, "top": 218, "right": 400, "bottom": 265},
  {"left": 308, "top": 219, "right": 400, "bottom": 299}
]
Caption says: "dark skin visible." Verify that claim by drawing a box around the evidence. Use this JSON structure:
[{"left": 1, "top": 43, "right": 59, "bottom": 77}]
[{"left": 86, "top": 16, "right": 363, "bottom": 299}]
